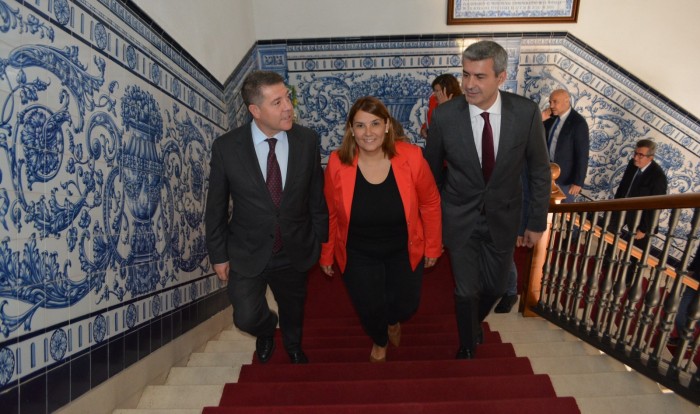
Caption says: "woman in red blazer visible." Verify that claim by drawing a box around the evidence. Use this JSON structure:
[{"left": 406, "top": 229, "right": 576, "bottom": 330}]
[{"left": 320, "top": 96, "right": 442, "bottom": 362}]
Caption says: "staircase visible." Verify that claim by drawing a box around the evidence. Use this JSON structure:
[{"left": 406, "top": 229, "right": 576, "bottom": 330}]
[{"left": 110, "top": 295, "right": 697, "bottom": 414}]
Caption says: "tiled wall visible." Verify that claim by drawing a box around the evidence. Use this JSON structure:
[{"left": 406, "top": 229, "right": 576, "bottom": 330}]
[
  {"left": 3, "top": 1, "right": 700, "bottom": 413},
  {"left": 0, "top": 1, "right": 227, "bottom": 412}
]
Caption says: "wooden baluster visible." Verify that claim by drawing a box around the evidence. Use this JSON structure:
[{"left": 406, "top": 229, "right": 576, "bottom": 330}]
[
  {"left": 535, "top": 212, "right": 560, "bottom": 314},
  {"left": 623, "top": 210, "right": 664, "bottom": 355},
  {"left": 583, "top": 212, "right": 610, "bottom": 336},
  {"left": 672, "top": 286, "right": 700, "bottom": 381},
  {"left": 630, "top": 209, "right": 668, "bottom": 358},
  {"left": 549, "top": 213, "right": 569, "bottom": 314},
  {"left": 651, "top": 208, "right": 700, "bottom": 368},
  {"left": 598, "top": 211, "right": 627, "bottom": 342},
  {"left": 555, "top": 213, "right": 578, "bottom": 319},
  {"left": 573, "top": 212, "right": 597, "bottom": 330}
]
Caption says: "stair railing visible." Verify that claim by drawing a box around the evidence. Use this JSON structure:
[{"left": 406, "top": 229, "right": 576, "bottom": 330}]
[{"left": 525, "top": 187, "right": 700, "bottom": 404}]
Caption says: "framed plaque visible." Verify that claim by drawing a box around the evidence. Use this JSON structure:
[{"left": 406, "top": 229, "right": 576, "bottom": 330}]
[{"left": 448, "top": 0, "right": 580, "bottom": 25}]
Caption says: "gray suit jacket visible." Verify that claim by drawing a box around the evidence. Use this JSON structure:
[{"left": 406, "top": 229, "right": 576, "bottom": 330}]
[
  {"left": 205, "top": 122, "right": 328, "bottom": 277},
  {"left": 424, "top": 91, "right": 551, "bottom": 250}
]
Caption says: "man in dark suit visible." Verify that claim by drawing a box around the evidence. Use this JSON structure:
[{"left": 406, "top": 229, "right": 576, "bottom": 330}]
[
  {"left": 424, "top": 40, "right": 551, "bottom": 359},
  {"left": 205, "top": 71, "right": 328, "bottom": 364},
  {"left": 613, "top": 139, "right": 668, "bottom": 236},
  {"left": 610, "top": 139, "right": 667, "bottom": 284},
  {"left": 542, "top": 89, "right": 589, "bottom": 203}
]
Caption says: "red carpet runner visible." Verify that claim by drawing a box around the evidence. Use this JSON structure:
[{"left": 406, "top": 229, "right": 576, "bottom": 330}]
[{"left": 203, "top": 258, "right": 580, "bottom": 413}]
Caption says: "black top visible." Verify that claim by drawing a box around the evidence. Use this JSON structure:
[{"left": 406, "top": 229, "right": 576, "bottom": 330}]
[{"left": 347, "top": 166, "right": 407, "bottom": 257}]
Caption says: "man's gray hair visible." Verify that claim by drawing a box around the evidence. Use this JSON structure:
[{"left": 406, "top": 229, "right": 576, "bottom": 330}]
[
  {"left": 463, "top": 40, "right": 508, "bottom": 75},
  {"left": 636, "top": 139, "right": 657, "bottom": 156}
]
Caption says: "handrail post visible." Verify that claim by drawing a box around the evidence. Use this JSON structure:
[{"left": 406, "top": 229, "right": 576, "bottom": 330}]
[{"left": 522, "top": 163, "right": 565, "bottom": 316}]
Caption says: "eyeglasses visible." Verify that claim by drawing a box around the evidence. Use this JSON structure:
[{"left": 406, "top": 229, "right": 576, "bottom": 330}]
[{"left": 633, "top": 152, "right": 651, "bottom": 158}]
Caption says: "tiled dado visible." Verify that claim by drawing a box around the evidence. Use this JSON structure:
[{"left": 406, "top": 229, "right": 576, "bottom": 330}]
[{"left": 0, "top": 0, "right": 227, "bottom": 412}]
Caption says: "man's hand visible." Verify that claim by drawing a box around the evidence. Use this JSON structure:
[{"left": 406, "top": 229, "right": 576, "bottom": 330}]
[
  {"left": 569, "top": 184, "right": 582, "bottom": 195},
  {"left": 516, "top": 235, "right": 525, "bottom": 247},
  {"left": 541, "top": 107, "right": 552, "bottom": 121},
  {"left": 635, "top": 230, "right": 646, "bottom": 240},
  {"left": 213, "top": 262, "right": 230, "bottom": 282},
  {"left": 522, "top": 230, "right": 544, "bottom": 248}
]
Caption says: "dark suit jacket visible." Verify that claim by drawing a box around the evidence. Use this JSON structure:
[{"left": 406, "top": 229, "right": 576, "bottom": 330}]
[
  {"left": 544, "top": 109, "right": 589, "bottom": 187},
  {"left": 613, "top": 159, "right": 667, "bottom": 234},
  {"left": 424, "top": 91, "right": 551, "bottom": 250},
  {"left": 205, "top": 122, "right": 329, "bottom": 277}
]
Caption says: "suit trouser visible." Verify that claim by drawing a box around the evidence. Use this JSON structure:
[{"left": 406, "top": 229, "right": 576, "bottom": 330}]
[
  {"left": 342, "top": 248, "right": 423, "bottom": 347},
  {"left": 449, "top": 215, "right": 513, "bottom": 348},
  {"left": 227, "top": 250, "right": 307, "bottom": 353}
]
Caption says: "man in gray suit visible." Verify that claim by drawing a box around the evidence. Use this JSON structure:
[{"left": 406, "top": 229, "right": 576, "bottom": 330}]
[
  {"left": 205, "top": 71, "right": 328, "bottom": 364},
  {"left": 424, "top": 41, "right": 551, "bottom": 359}
]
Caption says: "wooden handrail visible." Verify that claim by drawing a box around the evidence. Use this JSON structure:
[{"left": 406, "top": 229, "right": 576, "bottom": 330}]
[{"left": 549, "top": 192, "right": 700, "bottom": 213}]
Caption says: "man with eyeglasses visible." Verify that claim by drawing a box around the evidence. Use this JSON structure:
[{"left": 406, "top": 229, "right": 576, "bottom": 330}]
[
  {"left": 611, "top": 139, "right": 668, "bottom": 283},
  {"left": 614, "top": 139, "right": 668, "bottom": 236}
]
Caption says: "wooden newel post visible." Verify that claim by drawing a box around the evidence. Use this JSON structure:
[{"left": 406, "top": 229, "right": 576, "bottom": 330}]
[{"left": 521, "top": 163, "right": 565, "bottom": 316}]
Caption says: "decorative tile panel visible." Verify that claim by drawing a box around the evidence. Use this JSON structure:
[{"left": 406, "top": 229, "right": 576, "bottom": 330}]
[{"left": 0, "top": 1, "right": 226, "bottom": 412}]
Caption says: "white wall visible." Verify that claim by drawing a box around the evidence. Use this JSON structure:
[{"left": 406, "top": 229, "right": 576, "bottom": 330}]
[
  {"left": 133, "top": 0, "right": 256, "bottom": 83},
  {"left": 136, "top": 0, "right": 700, "bottom": 117}
]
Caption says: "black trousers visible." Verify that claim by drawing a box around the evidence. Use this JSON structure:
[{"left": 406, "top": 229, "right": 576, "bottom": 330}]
[
  {"left": 449, "top": 215, "right": 513, "bottom": 348},
  {"left": 342, "top": 248, "right": 423, "bottom": 347},
  {"left": 227, "top": 250, "right": 308, "bottom": 353}
]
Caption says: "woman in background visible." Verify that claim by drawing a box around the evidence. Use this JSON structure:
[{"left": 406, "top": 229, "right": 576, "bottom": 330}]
[
  {"left": 420, "top": 73, "right": 463, "bottom": 138},
  {"left": 320, "top": 96, "right": 442, "bottom": 362}
]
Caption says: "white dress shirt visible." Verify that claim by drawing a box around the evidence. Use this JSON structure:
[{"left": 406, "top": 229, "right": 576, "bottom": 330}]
[
  {"left": 252, "top": 121, "right": 289, "bottom": 188},
  {"left": 469, "top": 93, "right": 503, "bottom": 166}
]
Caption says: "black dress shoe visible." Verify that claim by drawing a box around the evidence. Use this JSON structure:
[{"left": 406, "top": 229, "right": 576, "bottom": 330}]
[
  {"left": 288, "top": 351, "right": 309, "bottom": 364},
  {"left": 455, "top": 346, "right": 474, "bottom": 360},
  {"left": 256, "top": 335, "right": 275, "bottom": 363},
  {"left": 494, "top": 294, "right": 518, "bottom": 313}
]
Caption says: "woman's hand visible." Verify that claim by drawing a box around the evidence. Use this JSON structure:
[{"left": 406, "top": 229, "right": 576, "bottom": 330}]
[
  {"left": 424, "top": 257, "right": 438, "bottom": 268},
  {"left": 320, "top": 265, "right": 335, "bottom": 277}
]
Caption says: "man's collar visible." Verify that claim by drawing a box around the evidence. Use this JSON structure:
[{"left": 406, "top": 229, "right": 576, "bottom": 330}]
[{"left": 469, "top": 91, "right": 502, "bottom": 116}]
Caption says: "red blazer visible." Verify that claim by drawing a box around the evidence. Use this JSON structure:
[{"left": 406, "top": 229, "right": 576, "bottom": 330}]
[{"left": 320, "top": 141, "right": 442, "bottom": 272}]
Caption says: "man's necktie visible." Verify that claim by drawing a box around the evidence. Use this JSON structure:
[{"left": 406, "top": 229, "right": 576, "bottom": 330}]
[
  {"left": 481, "top": 112, "right": 495, "bottom": 183},
  {"left": 625, "top": 168, "right": 641, "bottom": 198},
  {"left": 547, "top": 116, "right": 560, "bottom": 157},
  {"left": 266, "top": 138, "right": 283, "bottom": 253}
]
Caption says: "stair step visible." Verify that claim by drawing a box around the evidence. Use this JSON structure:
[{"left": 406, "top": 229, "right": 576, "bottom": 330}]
[
  {"left": 499, "top": 328, "right": 581, "bottom": 343},
  {"left": 238, "top": 357, "right": 534, "bottom": 382},
  {"left": 259, "top": 343, "right": 515, "bottom": 364},
  {"left": 217, "top": 330, "right": 255, "bottom": 341},
  {"left": 166, "top": 366, "right": 242, "bottom": 385},
  {"left": 203, "top": 397, "right": 580, "bottom": 414},
  {"left": 137, "top": 384, "right": 224, "bottom": 409},
  {"left": 529, "top": 355, "right": 628, "bottom": 375},
  {"left": 550, "top": 371, "right": 663, "bottom": 397},
  {"left": 114, "top": 409, "right": 202, "bottom": 414},
  {"left": 217, "top": 375, "right": 557, "bottom": 406},
  {"left": 513, "top": 340, "right": 600, "bottom": 357},
  {"left": 187, "top": 351, "right": 252, "bottom": 367},
  {"left": 484, "top": 315, "right": 561, "bottom": 332},
  {"left": 576, "top": 392, "right": 700, "bottom": 414},
  {"left": 203, "top": 340, "right": 256, "bottom": 353}
]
